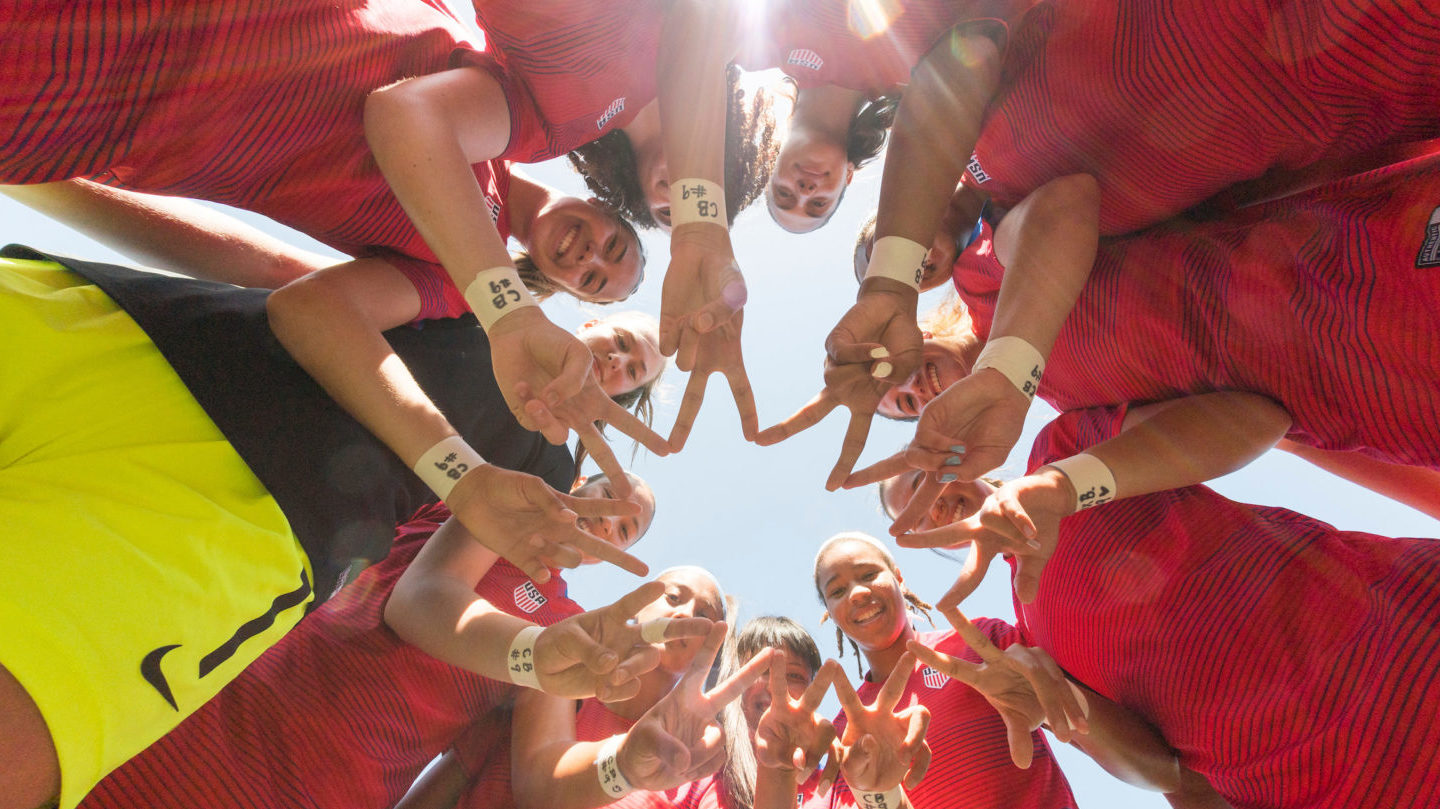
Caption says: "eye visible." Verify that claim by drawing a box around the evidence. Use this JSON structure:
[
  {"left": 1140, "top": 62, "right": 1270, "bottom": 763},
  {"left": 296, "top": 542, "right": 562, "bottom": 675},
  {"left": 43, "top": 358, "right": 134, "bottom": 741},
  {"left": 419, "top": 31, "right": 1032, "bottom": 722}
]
[
  {"left": 627, "top": 361, "right": 640, "bottom": 382},
  {"left": 620, "top": 522, "right": 632, "bottom": 542},
  {"left": 666, "top": 591, "right": 682, "bottom": 605},
  {"left": 658, "top": 207, "right": 671, "bottom": 226},
  {"left": 616, "top": 333, "right": 629, "bottom": 352},
  {"left": 861, "top": 570, "right": 879, "bottom": 583},
  {"left": 827, "top": 586, "right": 845, "bottom": 600},
  {"left": 581, "top": 271, "right": 597, "bottom": 293}
]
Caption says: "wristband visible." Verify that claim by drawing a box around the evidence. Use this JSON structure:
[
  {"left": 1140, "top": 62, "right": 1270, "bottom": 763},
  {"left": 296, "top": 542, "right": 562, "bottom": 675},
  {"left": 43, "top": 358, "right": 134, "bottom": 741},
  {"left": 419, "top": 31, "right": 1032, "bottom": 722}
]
[
  {"left": 863, "top": 236, "right": 927, "bottom": 291},
  {"left": 506, "top": 624, "right": 544, "bottom": 689},
  {"left": 639, "top": 617, "right": 671, "bottom": 644},
  {"left": 1046, "top": 452, "right": 1117, "bottom": 512},
  {"left": 971, "top": 336, "right": 1044, "bottom": 401},
  {"left": 853, "top": 787, "right": 904, "bottom": 809},
  {"left": 595, "top": 735, "right": 635, "bottom": 798},
  {"left": 670, "top": 178, "right": 727, "bottom": 228},
  {"left": 463, "top": 266, "right": 538, "bottom": 331},
  {"left": 413, "top": 436, "right": 486, "bottom": 501}
]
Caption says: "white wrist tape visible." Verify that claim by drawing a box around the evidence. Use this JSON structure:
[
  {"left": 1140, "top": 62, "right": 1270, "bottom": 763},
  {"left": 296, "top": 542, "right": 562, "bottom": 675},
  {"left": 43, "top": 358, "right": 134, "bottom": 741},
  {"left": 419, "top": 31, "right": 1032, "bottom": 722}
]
[
  {"left": 1047, "top": 452, "right": 1117, "bottom": 512},
  {"left": 463, "top": 266, "right": 538, "bottom": 331},
  {"left": 972, "top": 336, "right": 1044, "bottom": 401},
  {"left": 413, "top": 436, "right": 486, "bottom": 501},
  {"left": 595, "top": 735, "right": 635, "bottom": 798},
  {"left": 670, "top": 178, "right": 726, "bottom": 228},
  {"left": 639, "top": 617, "right": 671, "bottom": 644},
  {"left": 506, "top": 624, "right": 544, "bottom": 689},
  {"left": 863, "top": 236, "right": 927, "bottom": 291},
  {"left": 853, "top": 787, "right": 904, "bottom": 809}
]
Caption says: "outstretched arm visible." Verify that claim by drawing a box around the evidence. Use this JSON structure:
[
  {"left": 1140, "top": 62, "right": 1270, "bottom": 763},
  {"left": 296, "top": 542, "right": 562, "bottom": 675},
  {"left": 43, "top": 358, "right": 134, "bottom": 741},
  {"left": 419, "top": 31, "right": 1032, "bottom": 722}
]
[
  {"left": 1276, "top": 439, "right": 1440, "bottom": 520},
  {"left": 1, "top": 178, "right": 333, "bottom": 287}
]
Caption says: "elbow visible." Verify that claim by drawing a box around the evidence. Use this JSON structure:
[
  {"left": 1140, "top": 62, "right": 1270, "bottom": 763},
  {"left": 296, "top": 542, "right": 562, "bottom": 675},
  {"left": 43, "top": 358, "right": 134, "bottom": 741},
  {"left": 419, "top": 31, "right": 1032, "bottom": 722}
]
[
  {"left": 1032, "top": 173, "right": 1100, "bottom": 230},
  {"left": 265, "top": 274, "right": 327, "bottom": 345},
  {"left": 364, "top": 81, "right": 419, "bottom": 156}
]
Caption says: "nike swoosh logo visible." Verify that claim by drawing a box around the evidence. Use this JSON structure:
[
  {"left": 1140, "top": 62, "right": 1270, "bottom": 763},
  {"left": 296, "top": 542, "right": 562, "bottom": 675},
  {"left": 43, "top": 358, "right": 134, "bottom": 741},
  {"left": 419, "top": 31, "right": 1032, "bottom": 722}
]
[
  {"left": 140, "top": 644, "right": 182, "bottom": 710},
  {"left": 139, "top": 569, "right": 312, "bottom": 708}
]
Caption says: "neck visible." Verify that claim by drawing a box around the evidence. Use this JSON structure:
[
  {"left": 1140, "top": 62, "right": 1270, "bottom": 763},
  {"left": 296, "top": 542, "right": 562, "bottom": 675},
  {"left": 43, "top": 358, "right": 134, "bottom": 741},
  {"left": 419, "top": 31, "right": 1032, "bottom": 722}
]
[
  {"left": 505, "top": 169, "right": 557, "bottom": 251},
  {"left": 792, "top": 85, "right": 863, "bottom": 143},
  {"left": 603, "top": 667, "right": 683, "bottom": 721},
  {"left": 861, "top": 621, "right": 917, "bottom": 682}
]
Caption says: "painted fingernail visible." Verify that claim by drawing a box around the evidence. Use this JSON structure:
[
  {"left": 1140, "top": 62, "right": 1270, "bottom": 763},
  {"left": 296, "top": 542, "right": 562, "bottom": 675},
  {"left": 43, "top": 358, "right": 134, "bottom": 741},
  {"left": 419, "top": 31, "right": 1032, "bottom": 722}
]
[
  {"left": 870, "top": 346, "right": 890, "bottom": 359},
  {"left": 940, "top": 473, "right": 958, "bottom": 483},
  {"left": 872, "top": 361, "right": 893, "bottom": 378},
  {"left": 949, "top": 444, "right": 966, "bottom": 453},
  {"left": 944, "top": 456, "right": 963, "bottom": 466},
  {"left": 1027, "top": 539, "right": 1043, "bottom": 550}
]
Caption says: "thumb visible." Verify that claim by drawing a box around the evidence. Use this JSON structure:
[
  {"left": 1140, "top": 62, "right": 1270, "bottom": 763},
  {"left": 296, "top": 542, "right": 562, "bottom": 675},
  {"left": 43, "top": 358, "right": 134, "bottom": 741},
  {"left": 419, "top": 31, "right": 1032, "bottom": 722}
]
[
  {"left": 540, "top": 338, "right": 594, "bottom": 406},
  {"left": 693, "top": 277, "right": 747, "bottom": 332}
]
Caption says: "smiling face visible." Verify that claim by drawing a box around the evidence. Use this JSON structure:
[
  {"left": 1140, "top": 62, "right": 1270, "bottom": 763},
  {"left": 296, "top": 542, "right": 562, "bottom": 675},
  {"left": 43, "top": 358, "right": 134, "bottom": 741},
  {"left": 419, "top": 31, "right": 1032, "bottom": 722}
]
[
  {"left": 876, "top": 337, "right": 972, "bottom": 420},
  {"left": 528, "top": 197, "right": 643, "bottom": 302},
  {"left": 740, "top": 647, "right": 815, "bottom": 734},
  {"left": 816, "top": 538, "right": 911, "bottom": 654},
  {"left": 575, "top": 316, "right": 664, "bottom": 399},
  {"left": 767, "top": 130, "right": 853, "bottom": 233},
  {"left": 636, "top": 567, "right": 726, "bottom": 672},
  {"left": 880, "top": 468, "right": 995, "bottom": 530},
  {"left": 571, "top": 473, "right": 656, "bottom": 561}
]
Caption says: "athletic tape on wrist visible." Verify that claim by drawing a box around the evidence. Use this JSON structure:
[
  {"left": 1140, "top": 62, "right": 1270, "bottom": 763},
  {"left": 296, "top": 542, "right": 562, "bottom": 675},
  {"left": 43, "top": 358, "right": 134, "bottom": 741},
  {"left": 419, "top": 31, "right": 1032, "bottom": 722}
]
[
  {"left": 972, "top": 335, "right": 1044, "bottom": 401},
  {"left": 506, "top": 624, "right": 544, "bottom": 689},
  {"left": 670, "top": 178, "right": 727, "bottom": 228},
  {"left": 413, "top": 436, "right": 487, "bottom": 501},
  {"left": 639, "top": 617, "right": 671, "bottom": 644},
  {"left": 596, "top": 735, "right": 635, "bottom": 798},
  {"left": 1047, "top": 452, "right": 1117, "bottom": 512},
  {"left": 853, "top": 787, "right": 904, "bottom": 809},
  {"left": 463, "top": 266, "right": 538, "bottom": 331},
  {"left": 863, "top": 236, "right": 927, "bottom": 291}
]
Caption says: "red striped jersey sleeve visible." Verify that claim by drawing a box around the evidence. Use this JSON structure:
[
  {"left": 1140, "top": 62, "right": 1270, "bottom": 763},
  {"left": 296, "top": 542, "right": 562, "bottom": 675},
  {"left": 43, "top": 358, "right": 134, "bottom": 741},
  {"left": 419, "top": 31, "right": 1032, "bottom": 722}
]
[
  {"left": 967, "top": 0, "right": 1440, "bottom": 234},
  {"left": 736, "top": 0, "right": 1040, "bottom": 94},
  {"left": 954, "top": 146, "right": 1440, "bottom": 470},
  {"left": 1017, "top": 408, "right": 1440, "bottom": 808},
  {"left": 826, "top": 627, "right": 1076, "bottom": 809},
  {"left": 80, "top": 504, "right": 579, "bottom": 809},
  {"left": 469, "top": 0, "right": 665, "bottom": 162}
]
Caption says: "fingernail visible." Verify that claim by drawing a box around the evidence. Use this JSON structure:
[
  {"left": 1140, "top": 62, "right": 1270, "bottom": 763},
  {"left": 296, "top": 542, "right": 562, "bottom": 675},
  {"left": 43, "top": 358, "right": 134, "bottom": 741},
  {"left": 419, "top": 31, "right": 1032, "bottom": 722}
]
[
  {"left": 870, "top": 346, "right": 890, "bottom": 359},
  {"left": 940, "top": 473, "right": 958, "bottom": 483},
  {"left": 1027, "top": 539, "right": 1042, "bottom": 550},
  {"left": 944, "top": 456, "right": 963, "bottom": 466},
  {"left": 696, "top": 312, "right": 715, "bottom": 331},
  {"left": 949, "top": 444, "right": 966, "bottom": 453},
  {"left": 872, "top": 361, "right": 893, "bottom": 378}
]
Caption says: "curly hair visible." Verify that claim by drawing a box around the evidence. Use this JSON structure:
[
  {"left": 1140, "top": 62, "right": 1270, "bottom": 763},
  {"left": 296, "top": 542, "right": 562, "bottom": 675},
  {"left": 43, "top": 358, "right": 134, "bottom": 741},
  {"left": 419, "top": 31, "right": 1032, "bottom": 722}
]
[{"left": 567, "top": 65, "right": 780, "bottom": 229}]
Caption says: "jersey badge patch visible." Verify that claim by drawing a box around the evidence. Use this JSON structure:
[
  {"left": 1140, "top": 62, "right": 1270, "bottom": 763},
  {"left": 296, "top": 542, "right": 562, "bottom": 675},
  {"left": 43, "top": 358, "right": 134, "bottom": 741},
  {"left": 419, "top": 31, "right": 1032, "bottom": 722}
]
[
  {"left": 1417, "top": 206, "right": 1440, "bottom": 268},
  {"left": 515, "top": 581, "right": 548, "bottom": 613},
  {"left": 966, "top": 154, "right": 990, "bottom": 184},
  {"left": 596, "top": 97, "right": 626, "bottom": 131},
  {"left": 921, "top": 666, "right": 949, "bottom": 689},
  {"left": 786, "top": 49, "right": 824, "bottom": 71}
]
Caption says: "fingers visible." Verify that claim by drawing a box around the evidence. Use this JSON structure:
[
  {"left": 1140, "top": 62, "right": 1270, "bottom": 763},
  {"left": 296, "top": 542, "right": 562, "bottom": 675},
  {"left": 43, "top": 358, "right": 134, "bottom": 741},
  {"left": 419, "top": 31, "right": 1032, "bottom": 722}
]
[
  {"left": 707, "top": 646, "right": 774, "bottom": 707},
  {"left": 826, "top": 338, "right": 891, "bottom": 366},
  {"left": 693, "top": 283, "right": 746, "bottom": 334},
  {"left": 608, "top": 580, "right": 667, "bottom": 621},
  {"left": 607, "top": 645, "right": 662, "bottom": 689},
  {"left": 562, "top": 492, "right": 642, "bottom": 519},
  {"left": 889, "top": 474, "right": 945, "bottom": 535},
  {"left": 724, "top": 360, "right": 760, "bottom": 443},
  {"left": 937, "top": 603, "right": 1007, "bottom": 666},
  {"left": 539, "top": 339, "right": 594, "bottom": 408},
  {"left": 936, "top": 542, "right": 996, "bottom": 610},
  {"left": 659, "top": 311, "right": 683, "bottom": 358},
  {"left": 667, "top": 366, "right": 709, "bottom": 452},
  {"left": 572, "top": 420, "right": 629, "bottom": 494},
  {"left": 767, "top": 648, "right": 790, "bottom": 702},
  {"left": 682, "top": 622, "right": 731, "bottom": 685},
  {"left": 522, "top": 398, "right": 572, "bottom": 445},
  {"left": 599, "top": 397, "right": 673, "bottom": 458},
  {"left": 1013, "top": 554, "right": 1048, "bottom": 605},
  {"left": 755, "top": 391, "right": 836, "bottom": 446},
  {"left": 825, "top": 410, "right": 875, "bottom": 491},
  {"left": 1004, "top": 710, "right": 1036, "bottom": 769},
  {"left": 653, "top": 616, "right": 716, "bottom": 644},
  {"left": 843, "top": 451, "right": 912, "bottom": 489},
  {"left": 817, "top": 744, "right": 840, "bottom": 795},
  {"left": 676, "top": 321, "right": 700, "bottom": 373},
  {"left": 905, "top": 740, "right": 932, "bottom": 789},
  {"left": 899, "top": 708, "right": 932, "bottom": 787},
  {"left": 801, "top": 660, "right": 844, "bottom": 712},
  {"left": 904, "top": 640, "right": 980, "bottom": 684},
  {"left": 1012, "top": 646, "right": 1089, "bottom": 738},
  {"left": 874, "top": 651, "right": 916, "bottom": 713},
  {"left": 566, "top": 528, "right": 649, "bottom": 577},
  {"left": 830, "top": 667, "right": 866, "bottom": 718}
]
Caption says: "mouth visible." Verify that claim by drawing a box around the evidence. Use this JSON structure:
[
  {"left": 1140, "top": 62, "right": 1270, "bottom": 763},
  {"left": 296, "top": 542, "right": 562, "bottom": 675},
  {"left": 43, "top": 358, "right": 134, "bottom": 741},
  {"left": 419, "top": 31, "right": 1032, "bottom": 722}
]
[
  {"left": 555, "top": 223, "right": 580, "bottom": 261},
  {"left": 924, "top": 362, "right": 942, "bottom": 398},
  {"left": 849, "top": 602, "right": 885, "bottom": 627},
  {"left": 931, "top": 496, "right": 953, "bottom": 527}
]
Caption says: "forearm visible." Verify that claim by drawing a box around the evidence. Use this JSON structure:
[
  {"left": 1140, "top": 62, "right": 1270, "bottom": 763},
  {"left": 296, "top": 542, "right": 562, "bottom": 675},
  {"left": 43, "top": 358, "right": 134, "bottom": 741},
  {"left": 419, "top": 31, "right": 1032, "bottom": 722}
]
[
  {"left": 365, "top": 68, "right": 515, "bottom": 292},
  {"left": 987, "top": 174, "right": 1100, "bottom": 357},
  {"left": 657, "top": 0, "right": 738, "bottom": 192},
  {"left": 1, "top": 179, "right": 333, "bottom": 287},
  {"left": 753, "top": 766, "right": 800, "bottom": 809},
  {"left": 1064, "top": 681, "right": 1182, "bottom": 793},
  {"left": 1276, "top": 439, "right": 1440, "bottom": 520},
  {"left": 874, "top": 32, "right": 999, "bottom": 248},
  {"left": 266, "top": 259, "right": 459, "bottom": 468},
  {"left": 1050, "top": 393, "right": 1293, "bottom": 499}
]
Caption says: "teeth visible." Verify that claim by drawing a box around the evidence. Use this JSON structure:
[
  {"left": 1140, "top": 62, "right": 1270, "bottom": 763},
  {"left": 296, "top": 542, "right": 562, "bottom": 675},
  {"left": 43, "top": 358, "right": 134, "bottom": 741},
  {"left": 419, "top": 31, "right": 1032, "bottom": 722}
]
[
  {"left": 927, "top": 363, "right": 942, "bottom": 396},
  {"left": 557, "top": 224, "right": 578, "bottom": 257},
  {"left": 852, "top": 604, "right": 883, "bottom": 624}
]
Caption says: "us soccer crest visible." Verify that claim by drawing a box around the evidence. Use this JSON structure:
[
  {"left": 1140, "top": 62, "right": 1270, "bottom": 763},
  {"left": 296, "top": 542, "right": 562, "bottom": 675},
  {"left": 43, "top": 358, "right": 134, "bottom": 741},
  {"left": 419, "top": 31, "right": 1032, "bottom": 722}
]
[
  {"left": 514, "top": 581, "right": 547, "bottom": 613},
  {"left": 921, "top": 666, "right": 949, "bottom": 689}
]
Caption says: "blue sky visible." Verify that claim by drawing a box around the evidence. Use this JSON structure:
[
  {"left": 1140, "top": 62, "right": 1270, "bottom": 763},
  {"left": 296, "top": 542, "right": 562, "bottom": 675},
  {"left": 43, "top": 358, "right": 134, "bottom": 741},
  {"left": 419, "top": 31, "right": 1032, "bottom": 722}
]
[{"left": 5, "top": 22, "right": 1437, "bottom": 807}]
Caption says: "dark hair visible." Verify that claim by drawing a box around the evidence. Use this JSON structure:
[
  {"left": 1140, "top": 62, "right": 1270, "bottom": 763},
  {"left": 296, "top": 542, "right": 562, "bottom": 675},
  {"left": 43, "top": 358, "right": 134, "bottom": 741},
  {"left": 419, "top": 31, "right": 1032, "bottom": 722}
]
[
  {"left": 568, "top": 65, "right": 780, "bottom": 229},
  {"left": 512, "top": 207, "right": 646, "bottom": 303},
  {"left": 848, "top": 93, "right": 900, "bottom": 168},
  {"left": 735, "top": 615, "right": 822, "bottom": 677}
]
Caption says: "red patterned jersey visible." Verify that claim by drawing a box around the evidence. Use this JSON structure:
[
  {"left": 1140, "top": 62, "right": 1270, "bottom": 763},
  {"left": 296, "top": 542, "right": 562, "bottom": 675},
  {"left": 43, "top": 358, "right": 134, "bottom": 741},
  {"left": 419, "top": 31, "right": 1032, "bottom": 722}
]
[
  {"left": 826, "top": 625, "right": 1076, "bottom": 809},
  {"left": 954, "top": 147, "right": 1440, "bottom": 469},
  {"left": 1018, "top": 407, "right": 1440, "bottom": 808},
  {"left": 81, "top": 503, "right": 583, "bottom": 809},
  {"left": 966, "top": 0, "right": 1440, "bottom": 233}
]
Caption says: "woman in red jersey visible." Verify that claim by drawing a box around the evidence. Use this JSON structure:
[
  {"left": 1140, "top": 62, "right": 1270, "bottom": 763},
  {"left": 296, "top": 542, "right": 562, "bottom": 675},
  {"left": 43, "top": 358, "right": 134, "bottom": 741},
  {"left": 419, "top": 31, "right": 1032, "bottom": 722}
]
[
  {"left": 900, "top": 393, "right": 1440, "bottom": 809},
  {"left": 848, "top": 149, "right": 1440, "bottom": 519},
  {"left": 814, "top": 528, "right": 1220, "bottom": 808}
]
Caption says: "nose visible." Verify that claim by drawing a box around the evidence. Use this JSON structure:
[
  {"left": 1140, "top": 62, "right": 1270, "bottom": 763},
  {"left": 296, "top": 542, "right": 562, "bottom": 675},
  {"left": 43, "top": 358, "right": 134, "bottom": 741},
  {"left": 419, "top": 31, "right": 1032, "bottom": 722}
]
[
  {"left": 607, "top": 351, "right": 624, "bottom": 372},
  {"left": 796, "top": 175, "right": 816, "bottom": 193},
  {"left": 585, "top": 516, "right": 614, "bottom": 541}
]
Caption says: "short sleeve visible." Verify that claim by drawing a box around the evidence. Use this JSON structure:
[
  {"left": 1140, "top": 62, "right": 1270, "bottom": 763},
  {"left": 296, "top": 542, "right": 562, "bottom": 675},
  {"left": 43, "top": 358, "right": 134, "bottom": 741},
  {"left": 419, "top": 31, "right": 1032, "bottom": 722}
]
[
  {"left": 379, "top": 250, "right": 470, "bottom": 321},
  {"left": 1025, "top": 406, "right": 1129, "bottom": 474}
]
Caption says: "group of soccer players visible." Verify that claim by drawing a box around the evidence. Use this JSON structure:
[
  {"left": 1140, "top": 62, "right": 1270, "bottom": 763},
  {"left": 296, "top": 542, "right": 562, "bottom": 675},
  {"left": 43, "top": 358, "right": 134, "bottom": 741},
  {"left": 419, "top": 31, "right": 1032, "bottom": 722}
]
[{"left": 2, "top": 0, "right": 1438, "bottom": 807}]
